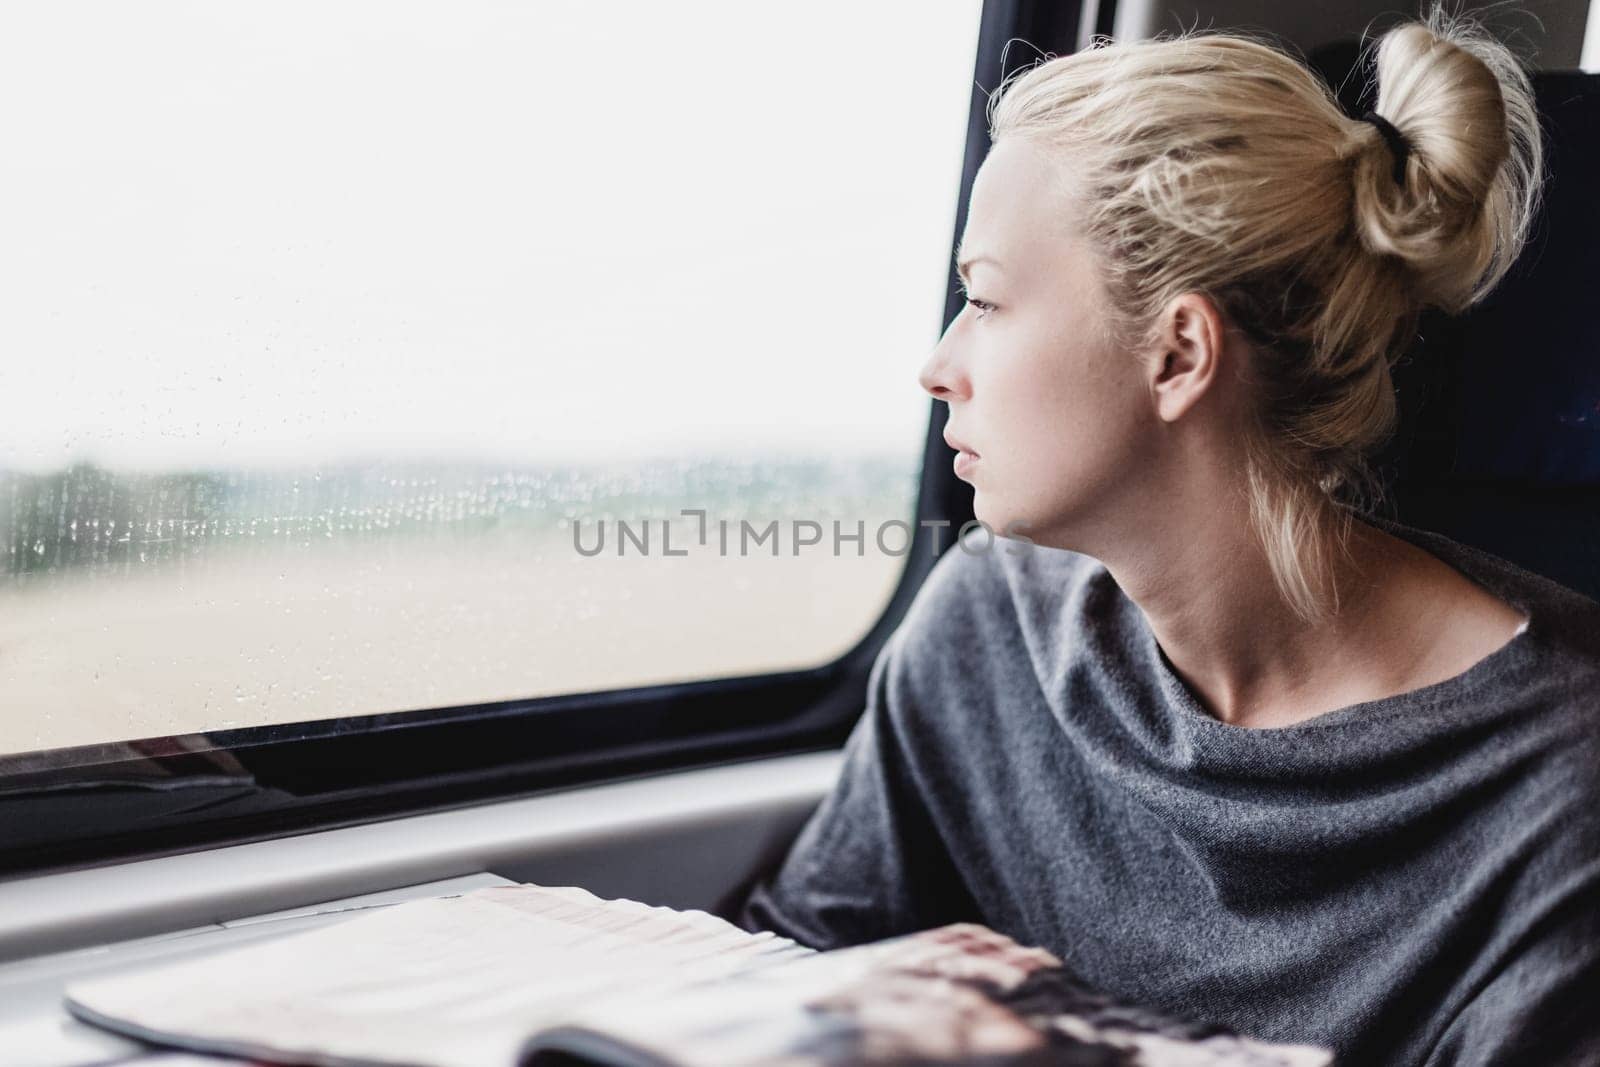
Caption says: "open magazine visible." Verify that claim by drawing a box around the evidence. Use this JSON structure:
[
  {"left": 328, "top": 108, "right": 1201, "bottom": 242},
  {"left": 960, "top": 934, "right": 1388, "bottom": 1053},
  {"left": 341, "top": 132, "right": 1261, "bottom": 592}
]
[{"left": 64, "top": 884, "right": 1334, "bottom": 1067}]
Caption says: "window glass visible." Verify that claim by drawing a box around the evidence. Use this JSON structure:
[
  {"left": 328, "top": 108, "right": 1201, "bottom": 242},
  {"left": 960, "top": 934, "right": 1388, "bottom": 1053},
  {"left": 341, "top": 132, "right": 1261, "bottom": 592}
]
[{"left": 0, "top": 2, "right": 981, "bottom": 755}]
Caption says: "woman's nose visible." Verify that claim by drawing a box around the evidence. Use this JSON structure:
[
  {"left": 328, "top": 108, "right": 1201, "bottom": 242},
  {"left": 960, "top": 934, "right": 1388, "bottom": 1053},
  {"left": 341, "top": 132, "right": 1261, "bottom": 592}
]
[
  {"left": 918, "top": 336, "right": 968, "bottom": 401},
  {"left": 921, "top": 347, "right": 966, "bottom": 404}
]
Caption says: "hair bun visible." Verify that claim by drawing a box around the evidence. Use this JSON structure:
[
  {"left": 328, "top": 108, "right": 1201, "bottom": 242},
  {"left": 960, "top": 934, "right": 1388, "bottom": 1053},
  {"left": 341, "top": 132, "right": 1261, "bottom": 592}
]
[{"left": 1347, "top": 14, "right": 1542, "bottom": 314}]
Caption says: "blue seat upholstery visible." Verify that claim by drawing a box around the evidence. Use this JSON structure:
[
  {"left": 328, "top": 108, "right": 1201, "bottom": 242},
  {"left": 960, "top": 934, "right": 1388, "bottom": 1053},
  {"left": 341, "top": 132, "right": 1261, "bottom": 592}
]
[
  {"left": 1308, "top": 51, "right": 1600, "bottom": 599},
  {"left": 1379, "top": 72, "right": 1600, "bottom": 600}
]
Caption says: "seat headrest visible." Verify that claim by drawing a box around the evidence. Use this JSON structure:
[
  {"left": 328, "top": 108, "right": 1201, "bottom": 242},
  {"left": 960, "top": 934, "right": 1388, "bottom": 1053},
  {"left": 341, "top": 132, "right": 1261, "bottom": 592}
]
[
  {"left": 1389, "top": 72, "right": 1600, "bottom": 488},
  {"left": 1307, "top": 49, "right": 1600, "bottom": 596}
]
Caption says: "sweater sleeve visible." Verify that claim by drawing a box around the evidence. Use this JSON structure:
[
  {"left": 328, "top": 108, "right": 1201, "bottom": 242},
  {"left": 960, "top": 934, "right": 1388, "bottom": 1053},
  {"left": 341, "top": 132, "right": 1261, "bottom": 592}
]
[
  {"left": 1423, "top": 832, "right": 1600, "bottom": 1065},
  {"left": 734, "top": 630, "right": 981, "bottom": 951}
]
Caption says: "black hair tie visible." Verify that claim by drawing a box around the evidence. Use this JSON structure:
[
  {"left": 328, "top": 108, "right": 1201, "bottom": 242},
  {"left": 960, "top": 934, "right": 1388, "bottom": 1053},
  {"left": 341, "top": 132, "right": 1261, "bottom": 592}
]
[{"left": 1360, "top": 110, "right": 1411, "bottom": 186}]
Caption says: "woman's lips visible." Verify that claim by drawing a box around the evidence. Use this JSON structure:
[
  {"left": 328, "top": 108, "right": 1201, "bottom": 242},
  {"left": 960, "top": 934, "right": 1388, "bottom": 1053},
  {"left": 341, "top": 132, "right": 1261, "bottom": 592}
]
[{"left": 943, "top": 430, "right": 980, "bottom": 480}]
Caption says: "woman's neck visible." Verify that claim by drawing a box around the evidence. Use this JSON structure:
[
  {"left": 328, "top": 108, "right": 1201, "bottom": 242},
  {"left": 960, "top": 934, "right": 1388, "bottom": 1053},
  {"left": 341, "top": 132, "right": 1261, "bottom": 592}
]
[{"left": 1093, "top": 507, "right": 1500, "bottom": 729}]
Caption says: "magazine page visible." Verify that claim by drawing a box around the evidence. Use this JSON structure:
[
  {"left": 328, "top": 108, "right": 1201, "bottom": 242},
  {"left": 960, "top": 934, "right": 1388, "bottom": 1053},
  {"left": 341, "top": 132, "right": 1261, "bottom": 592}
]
[
  {"left": 524, "top": 924, "right": 1334, "bottom": 1067},
  {"left": 64, "top": 884, "right": 813, "bottom": 1067}
]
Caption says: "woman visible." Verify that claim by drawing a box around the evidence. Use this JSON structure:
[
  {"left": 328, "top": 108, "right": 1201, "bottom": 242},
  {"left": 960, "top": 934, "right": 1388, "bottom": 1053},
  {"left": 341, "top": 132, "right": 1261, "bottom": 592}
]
[{"left": 739, "top": 10, "right": 1599, "bottom": 1066}]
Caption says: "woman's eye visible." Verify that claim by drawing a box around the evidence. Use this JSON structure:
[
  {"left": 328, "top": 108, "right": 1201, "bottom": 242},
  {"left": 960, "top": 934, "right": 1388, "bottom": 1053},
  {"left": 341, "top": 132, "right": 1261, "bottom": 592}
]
[{"left": 958, "top": 283, "right": 994, "bottom": 318}]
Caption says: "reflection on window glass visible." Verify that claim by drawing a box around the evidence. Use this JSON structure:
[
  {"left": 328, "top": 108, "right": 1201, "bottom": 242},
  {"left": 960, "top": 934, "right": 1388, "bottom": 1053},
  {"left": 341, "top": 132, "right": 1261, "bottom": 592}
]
[{"left": 0, "top": 2, "right": 980, "bottom": 756}]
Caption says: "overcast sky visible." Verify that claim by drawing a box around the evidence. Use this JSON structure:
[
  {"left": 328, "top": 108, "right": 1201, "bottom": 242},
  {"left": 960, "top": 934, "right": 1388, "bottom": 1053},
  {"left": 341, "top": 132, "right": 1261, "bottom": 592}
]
[{"left": 1, "top": 2, "right": 982, "bottom": 473}]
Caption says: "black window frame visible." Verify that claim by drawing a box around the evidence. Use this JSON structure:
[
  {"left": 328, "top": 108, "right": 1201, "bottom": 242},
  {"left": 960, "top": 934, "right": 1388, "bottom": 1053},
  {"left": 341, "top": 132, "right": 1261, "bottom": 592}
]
[{"left": 0, "top": 0, "right": 1085, "bottom": 880}]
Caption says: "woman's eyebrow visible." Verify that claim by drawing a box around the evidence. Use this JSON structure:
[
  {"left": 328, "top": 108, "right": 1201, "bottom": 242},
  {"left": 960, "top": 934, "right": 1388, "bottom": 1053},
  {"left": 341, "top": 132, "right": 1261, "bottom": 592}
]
[{"left": 955, "top": 248, "right": 1004, "bottom": 281}]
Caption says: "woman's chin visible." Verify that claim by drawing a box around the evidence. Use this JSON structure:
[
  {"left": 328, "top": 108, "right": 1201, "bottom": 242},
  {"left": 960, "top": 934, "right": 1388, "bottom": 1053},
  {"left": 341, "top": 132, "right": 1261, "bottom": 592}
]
[
  {"left": 970, "top": 494, "right": 1012, "bottom": 534},
  {"left": 971, "top": 494, "right": 1060, "bottom": 546}
]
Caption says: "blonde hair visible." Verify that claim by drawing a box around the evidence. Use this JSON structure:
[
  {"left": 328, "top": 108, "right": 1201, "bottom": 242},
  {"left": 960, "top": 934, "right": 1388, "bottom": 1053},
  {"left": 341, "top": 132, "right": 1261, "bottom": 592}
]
[{"left": 987, "top": 7, "right": 1543, "bottom": 623}]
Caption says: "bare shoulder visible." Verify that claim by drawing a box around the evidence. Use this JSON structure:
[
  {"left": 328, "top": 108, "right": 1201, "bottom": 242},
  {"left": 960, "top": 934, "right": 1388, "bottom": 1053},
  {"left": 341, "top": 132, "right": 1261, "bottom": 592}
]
[{"left": 1404, "top": 541, "right": 1530, "bottom": 685}]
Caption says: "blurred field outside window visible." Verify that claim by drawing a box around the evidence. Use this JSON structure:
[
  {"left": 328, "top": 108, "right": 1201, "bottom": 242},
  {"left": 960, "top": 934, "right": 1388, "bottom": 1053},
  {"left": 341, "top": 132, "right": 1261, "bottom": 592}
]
[{"left": 0, "top": 2, "right": 981, "bottom": 756}]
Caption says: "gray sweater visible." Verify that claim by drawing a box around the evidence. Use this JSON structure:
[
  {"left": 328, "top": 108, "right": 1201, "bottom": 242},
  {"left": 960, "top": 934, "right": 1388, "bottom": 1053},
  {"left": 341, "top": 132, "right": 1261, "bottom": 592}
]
[{"left": 738, "top": 515, "right": 1600, "bottom": 1066}]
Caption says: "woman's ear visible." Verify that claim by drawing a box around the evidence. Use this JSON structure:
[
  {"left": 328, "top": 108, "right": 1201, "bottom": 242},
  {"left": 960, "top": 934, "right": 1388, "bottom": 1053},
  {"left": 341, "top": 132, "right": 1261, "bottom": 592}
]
[{"left": 1148, "top": 292, "right": 1226, "bottom": 423}]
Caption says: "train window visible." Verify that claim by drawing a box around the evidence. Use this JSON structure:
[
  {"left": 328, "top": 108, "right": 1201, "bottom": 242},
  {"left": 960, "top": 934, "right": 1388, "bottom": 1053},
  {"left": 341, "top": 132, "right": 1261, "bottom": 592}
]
[{"left": 0, "top": 3, "right": 982, "bottom": 756}]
